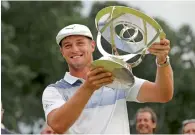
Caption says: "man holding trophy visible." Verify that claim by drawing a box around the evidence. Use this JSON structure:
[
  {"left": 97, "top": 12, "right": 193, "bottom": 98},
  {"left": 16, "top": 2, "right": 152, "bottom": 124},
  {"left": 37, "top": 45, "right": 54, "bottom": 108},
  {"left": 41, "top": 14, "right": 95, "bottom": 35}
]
[{"left": 42, "top": 6, "right": 173, "bottom": 134}]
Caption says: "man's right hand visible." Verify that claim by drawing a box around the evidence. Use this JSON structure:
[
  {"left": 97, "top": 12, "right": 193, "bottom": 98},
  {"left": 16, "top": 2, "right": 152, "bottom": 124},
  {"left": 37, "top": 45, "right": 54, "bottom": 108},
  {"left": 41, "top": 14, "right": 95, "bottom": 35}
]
[{"left": 82, "top": 66, "right": 114, "bottom": 92}]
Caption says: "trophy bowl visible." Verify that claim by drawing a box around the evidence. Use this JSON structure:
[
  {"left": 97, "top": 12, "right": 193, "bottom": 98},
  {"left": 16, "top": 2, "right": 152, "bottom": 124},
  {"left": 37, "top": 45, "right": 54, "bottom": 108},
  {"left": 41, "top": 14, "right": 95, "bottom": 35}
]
[{"left": 92, "top": 6, "right": 166, "bottom": 89}]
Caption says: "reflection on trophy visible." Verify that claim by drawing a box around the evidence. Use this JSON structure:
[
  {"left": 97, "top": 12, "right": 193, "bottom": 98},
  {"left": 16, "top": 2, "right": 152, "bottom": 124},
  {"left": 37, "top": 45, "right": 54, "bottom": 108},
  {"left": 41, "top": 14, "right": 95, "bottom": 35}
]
[{"left": 92, "top": 6, "right": 166, "bottom": 89}]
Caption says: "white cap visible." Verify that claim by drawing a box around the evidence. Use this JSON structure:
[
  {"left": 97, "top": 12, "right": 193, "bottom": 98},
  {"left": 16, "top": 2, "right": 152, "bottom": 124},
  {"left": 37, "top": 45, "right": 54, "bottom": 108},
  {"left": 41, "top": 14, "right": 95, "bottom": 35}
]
[{"left": 56, "top": 24, "right": 93, "bottom": 45}]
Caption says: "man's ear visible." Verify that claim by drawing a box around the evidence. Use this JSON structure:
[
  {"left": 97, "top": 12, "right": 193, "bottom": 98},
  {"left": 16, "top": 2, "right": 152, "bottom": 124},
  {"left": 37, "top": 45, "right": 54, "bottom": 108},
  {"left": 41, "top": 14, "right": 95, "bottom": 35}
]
[
  {"left": 152, "top": 122, "right": 157, "bottom": 129},
  {"left": 60, "top": 46, "right": 64, "bottom": 56},
  {"left": 91, "top": 40, "right": 96, "bottom": 52}
]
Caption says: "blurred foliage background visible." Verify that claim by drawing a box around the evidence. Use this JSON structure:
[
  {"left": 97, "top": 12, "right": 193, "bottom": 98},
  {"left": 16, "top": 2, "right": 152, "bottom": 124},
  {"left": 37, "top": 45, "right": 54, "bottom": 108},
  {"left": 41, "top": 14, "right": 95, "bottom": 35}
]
[{"left": 1, "top": 1, "right": 195, "bottom": 134}]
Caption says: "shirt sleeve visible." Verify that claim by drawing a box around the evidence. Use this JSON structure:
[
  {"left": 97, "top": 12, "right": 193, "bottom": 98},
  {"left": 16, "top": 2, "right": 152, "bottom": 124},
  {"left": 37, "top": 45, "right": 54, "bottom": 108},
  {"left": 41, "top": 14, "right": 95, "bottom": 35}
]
[
  {"left": 126, "top": 76, "right": 146, "bottom": 102},
  {"left": 42, "top": 86, "right": 65, "bottom": 120}
]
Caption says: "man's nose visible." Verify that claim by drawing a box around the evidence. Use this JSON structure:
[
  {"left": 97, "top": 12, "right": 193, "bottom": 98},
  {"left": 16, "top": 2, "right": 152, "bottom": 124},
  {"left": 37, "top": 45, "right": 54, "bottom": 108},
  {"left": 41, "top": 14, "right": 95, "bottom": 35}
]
[
  {"left": 139, "top": 120, "right": 145, "bottom": 125},
  {"left": 71, "top": 44, "right": 79, "bottom": 51}
]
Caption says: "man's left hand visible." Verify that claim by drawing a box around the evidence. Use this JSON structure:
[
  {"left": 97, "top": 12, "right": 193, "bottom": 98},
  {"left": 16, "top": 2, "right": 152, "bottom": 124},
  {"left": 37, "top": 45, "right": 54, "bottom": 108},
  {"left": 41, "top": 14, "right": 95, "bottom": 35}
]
[{"left": 148, "top": 38, "right": 170, "bottom": 64}]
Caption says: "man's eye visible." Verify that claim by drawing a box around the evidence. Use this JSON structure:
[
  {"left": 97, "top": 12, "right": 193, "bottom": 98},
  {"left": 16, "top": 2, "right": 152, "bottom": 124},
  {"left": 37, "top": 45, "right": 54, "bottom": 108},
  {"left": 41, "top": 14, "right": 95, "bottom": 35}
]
[
  {"left": 64, "top": 45, "right": 71, "bottom": 48},
  {"left": 78, "top": 42, "right": 84, "bottom": 45},
  {"left": 144, "top": 119, "right": 148, "bottom": 122}
]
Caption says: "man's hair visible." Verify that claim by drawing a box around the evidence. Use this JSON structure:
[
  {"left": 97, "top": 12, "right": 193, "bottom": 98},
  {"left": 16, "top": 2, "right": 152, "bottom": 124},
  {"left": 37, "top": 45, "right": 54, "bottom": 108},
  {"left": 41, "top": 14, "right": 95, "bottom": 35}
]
[
  {"left": 135, "top": 107, "right": 157, "bottom": 132},
  {"left": 181, "top": 119, "right": 195, "bottom": 133}
]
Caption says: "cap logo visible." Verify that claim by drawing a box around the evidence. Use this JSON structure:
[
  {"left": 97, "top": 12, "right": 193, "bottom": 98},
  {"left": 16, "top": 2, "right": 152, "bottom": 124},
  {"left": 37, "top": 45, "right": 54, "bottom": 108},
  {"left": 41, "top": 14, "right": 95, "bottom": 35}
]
[{"left": 65, "top": 25, "right": 76, "bottom": 30}]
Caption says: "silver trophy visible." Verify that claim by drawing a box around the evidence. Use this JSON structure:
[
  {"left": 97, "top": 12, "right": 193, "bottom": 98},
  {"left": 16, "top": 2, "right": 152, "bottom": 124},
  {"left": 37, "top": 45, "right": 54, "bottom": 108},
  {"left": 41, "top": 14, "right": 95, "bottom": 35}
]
[{"left": 92, "top": 6, "right": 166, "bottom": 89}]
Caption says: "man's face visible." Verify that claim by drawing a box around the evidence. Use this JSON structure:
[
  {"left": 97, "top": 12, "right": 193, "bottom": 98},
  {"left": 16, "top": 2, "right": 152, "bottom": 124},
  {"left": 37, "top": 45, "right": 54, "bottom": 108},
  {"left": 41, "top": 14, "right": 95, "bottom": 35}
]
[
  {"left": 183, "top": 122, "right": 195, "bottom": 134},
  {"left": 136, "top": 112, "right": 156, "bottom": 134},
  {"left": 60, "top": 35, "right": 95, "bottom": 70}
]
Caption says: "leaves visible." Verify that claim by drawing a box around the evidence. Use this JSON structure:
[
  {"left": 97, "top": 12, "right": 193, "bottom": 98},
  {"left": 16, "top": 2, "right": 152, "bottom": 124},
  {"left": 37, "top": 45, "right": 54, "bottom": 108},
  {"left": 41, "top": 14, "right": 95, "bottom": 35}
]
[{"left": 1, "top": 1, "right": 195, "bottom": 134}]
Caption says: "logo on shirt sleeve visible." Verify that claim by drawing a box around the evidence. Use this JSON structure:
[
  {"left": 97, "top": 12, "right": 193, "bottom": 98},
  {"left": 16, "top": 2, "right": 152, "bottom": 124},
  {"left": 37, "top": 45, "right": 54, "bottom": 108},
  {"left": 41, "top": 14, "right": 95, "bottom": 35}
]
[{"left": 44, "top": 104, "right": 53, "bottom": 110}]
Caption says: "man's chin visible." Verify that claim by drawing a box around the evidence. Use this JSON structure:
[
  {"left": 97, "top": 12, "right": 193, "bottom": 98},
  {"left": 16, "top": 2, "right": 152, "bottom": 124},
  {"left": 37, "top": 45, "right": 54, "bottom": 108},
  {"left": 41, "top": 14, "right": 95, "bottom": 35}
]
[
  {"left": 71, "top": 63, "right": 86, "bottom": 69},
  {"left": 138, "top": 130, "right": 150, "bottom": 134}
]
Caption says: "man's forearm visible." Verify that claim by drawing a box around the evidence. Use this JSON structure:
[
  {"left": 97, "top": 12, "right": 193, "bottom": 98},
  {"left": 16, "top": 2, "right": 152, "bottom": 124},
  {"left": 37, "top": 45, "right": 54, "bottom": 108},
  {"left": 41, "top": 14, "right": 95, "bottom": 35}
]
[
  {"left": 155, "top": 64, "right": 174, "bottom": 101},
  {"left": 48, "top": 85, "right": 94, "bottom": 134}
]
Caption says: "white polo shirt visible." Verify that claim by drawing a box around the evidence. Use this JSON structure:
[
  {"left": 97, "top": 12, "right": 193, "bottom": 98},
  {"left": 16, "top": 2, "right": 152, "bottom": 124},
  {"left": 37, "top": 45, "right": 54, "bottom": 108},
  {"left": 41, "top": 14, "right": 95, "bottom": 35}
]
[{"left": 42, "top": 72, "right": 146, "bottom": 134}]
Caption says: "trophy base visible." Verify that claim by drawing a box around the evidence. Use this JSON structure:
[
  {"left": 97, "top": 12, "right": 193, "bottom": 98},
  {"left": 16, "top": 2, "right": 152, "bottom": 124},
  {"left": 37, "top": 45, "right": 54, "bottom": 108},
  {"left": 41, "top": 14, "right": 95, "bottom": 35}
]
[{"left": 92, "top": 56, "right": 135, "bottom": 90}]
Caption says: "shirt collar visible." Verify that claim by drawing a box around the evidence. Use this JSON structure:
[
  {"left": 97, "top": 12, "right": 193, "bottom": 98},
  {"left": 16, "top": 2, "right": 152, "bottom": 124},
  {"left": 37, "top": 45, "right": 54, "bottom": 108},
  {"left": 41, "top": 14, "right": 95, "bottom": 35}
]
[{"left": 64, "top": 72, "right": 84, "bottom": 85}]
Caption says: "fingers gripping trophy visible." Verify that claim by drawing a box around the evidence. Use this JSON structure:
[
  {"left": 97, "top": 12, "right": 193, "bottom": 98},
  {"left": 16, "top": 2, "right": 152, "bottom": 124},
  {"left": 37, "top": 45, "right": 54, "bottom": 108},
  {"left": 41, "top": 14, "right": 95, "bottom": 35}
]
[{"left": 92, "top": 6, "right": 166, "bottom": 89}]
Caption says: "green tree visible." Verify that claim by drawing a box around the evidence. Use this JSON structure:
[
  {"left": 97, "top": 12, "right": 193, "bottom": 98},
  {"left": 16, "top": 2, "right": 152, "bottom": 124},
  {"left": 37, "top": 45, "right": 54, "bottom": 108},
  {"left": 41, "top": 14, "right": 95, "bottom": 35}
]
[
  {"left": 1, "top": 1, "right": 84, "bottom": 133},
  {"left": 2, "top": 1, "right": 195, "bottom": 134}
]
